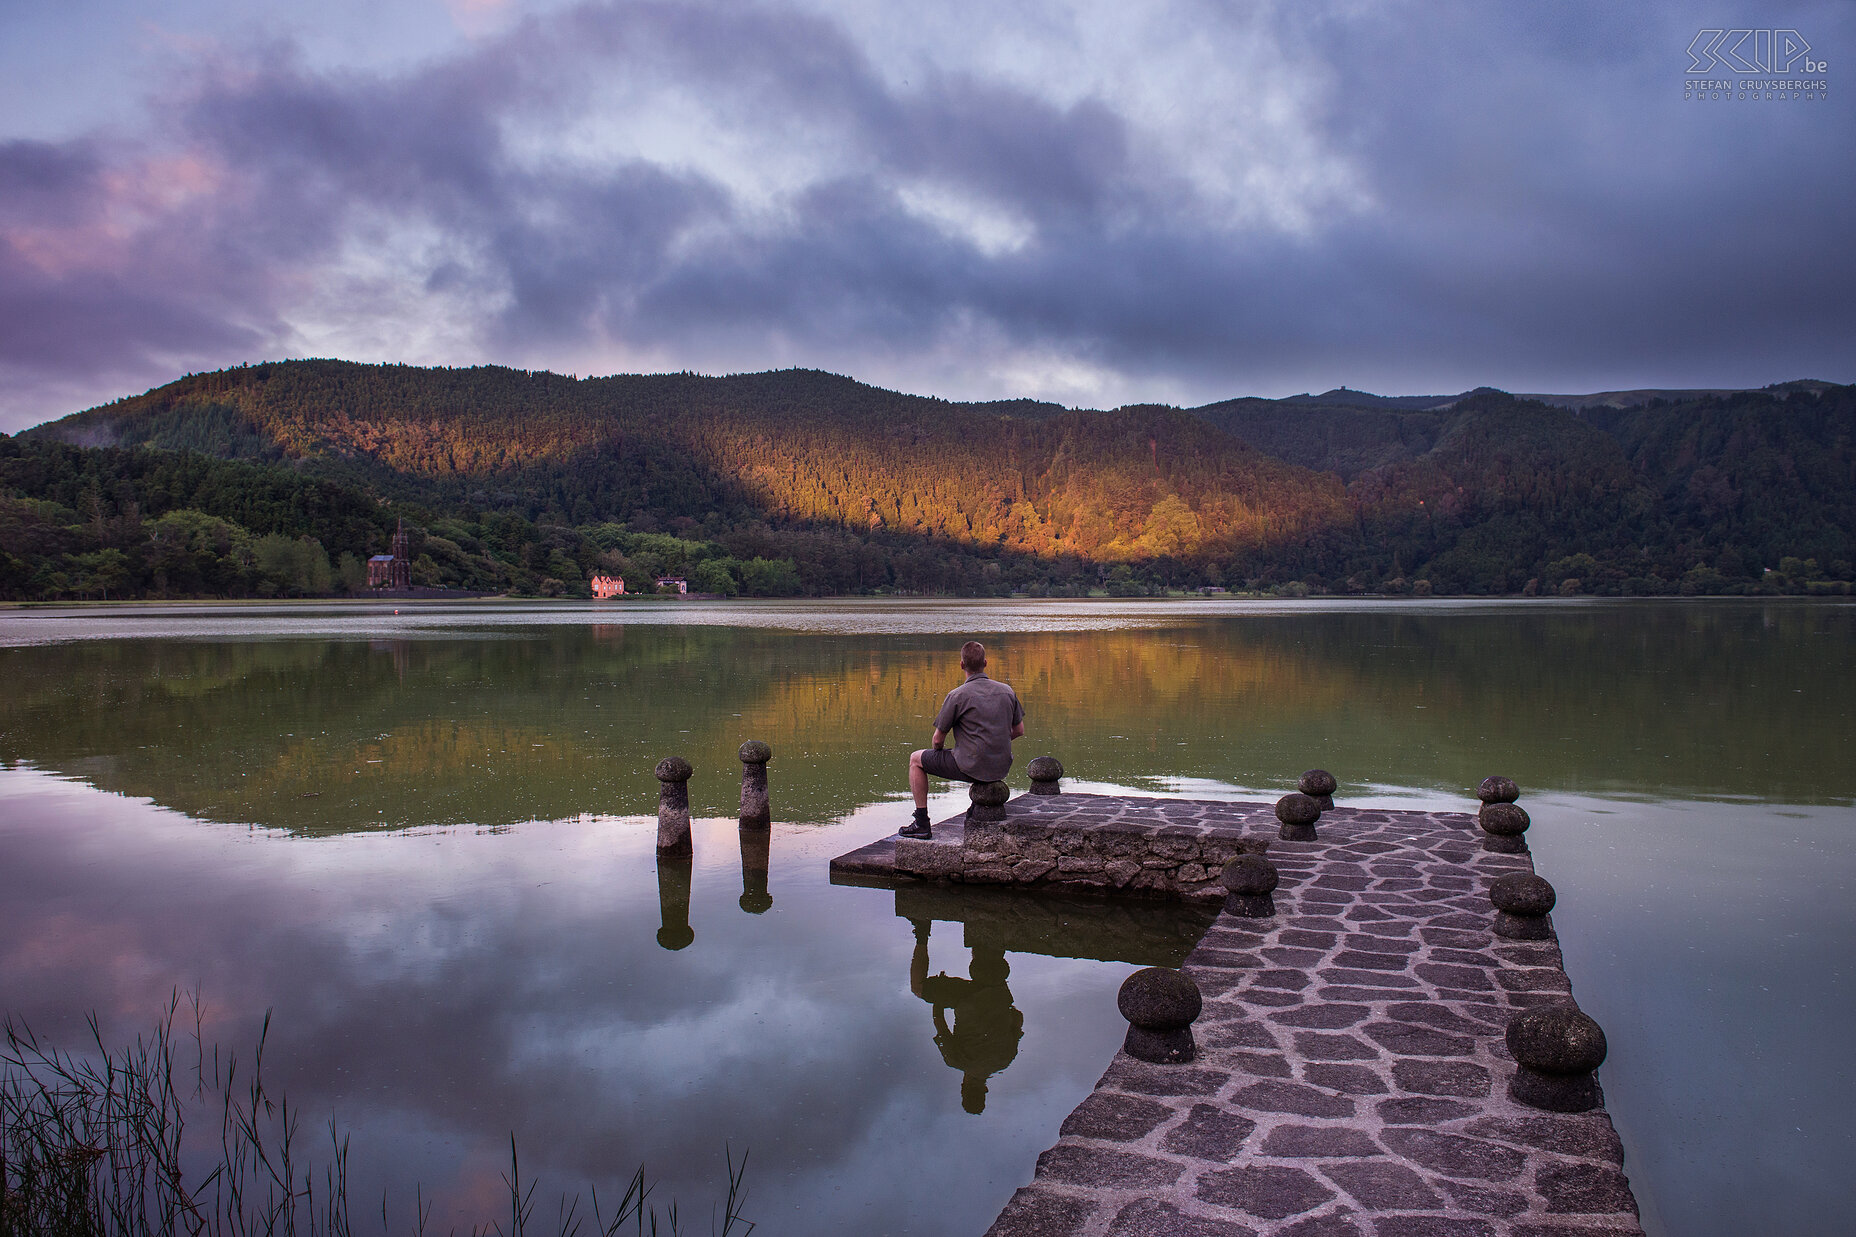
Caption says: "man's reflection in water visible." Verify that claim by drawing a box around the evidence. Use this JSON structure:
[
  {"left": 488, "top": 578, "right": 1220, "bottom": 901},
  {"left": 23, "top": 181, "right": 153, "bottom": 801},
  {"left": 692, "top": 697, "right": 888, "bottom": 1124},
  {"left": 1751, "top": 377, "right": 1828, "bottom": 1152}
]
[
  {"left": 739, "top": 829, "right": 772, "bottom": 914},
  {"left": 656, "top": 854, "right": 694, "bottom": 950},
  {"left": 909, "top": 920, "right": 1024, "bottom": 1114}
]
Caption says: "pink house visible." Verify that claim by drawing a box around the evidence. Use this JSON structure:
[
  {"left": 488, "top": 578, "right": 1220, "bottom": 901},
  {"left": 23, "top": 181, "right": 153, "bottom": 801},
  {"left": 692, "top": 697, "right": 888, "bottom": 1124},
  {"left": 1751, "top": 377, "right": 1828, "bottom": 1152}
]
[{"left": 590, "top": 574, "right": 624, "bottom": 599}]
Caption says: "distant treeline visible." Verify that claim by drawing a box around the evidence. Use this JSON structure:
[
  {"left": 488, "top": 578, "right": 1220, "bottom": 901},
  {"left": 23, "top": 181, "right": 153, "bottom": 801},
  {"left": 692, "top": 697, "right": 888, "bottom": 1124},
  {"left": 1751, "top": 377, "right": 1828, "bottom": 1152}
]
[
  {"left": 4, "top": 362, "right": 1852, "bottom": 601},
  {"left": 0, "top": 436, "right": 1089, "bottom": 600}
]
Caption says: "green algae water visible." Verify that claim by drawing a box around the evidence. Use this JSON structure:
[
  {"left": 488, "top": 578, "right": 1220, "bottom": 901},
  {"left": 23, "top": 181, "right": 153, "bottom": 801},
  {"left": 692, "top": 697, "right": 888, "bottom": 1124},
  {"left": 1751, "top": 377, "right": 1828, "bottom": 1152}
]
[{"left": 1, "top": 598, "right": 1851, "bottom": 1235}]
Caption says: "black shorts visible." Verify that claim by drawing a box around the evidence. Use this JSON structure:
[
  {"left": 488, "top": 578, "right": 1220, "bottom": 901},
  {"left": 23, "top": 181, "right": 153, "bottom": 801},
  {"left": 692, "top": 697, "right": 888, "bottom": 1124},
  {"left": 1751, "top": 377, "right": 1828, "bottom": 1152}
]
[{"left": 919, "top": 747, "right": 977, "bottom": 782}]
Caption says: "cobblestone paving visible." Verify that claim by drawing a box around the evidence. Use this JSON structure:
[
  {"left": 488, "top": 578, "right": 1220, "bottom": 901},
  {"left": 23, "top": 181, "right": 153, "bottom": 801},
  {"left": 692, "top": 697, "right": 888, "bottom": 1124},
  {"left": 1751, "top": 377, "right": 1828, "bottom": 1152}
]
[
  {"left": 894, "top": 793, "right": 1286, "bottom": 897},
  {"left": 984, "top": 801, "right": 1643, "bottom": 1237}
]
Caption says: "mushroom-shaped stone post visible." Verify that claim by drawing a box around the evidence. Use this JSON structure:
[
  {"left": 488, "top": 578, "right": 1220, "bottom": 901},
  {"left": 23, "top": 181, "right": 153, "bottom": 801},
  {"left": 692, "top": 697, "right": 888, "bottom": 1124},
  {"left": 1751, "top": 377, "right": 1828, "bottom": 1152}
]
[
  {"left": 1506, "top": 1004, "right": 1608, "bottom": 1112},
  {"left": 1478, "top": 775, "right": 1521, "bottom": 805},
  {"left": 655, "top": 756, "right": 693, "bottom": 857},
  {"left": 738, "top": 740, "right": 773, "bottom": 830},
  {"left": 1480, "top": 803, "right": 1531, "bottom": 854},
  {"left": 1298, "top": 769, "right": 1337, "bottom": 811},
  {"left": 738, "top": 827, "right": 772, "bottom": 914},
  {"left": 1490, "top": 873, "right": 1555, "bottom": 940},
  {"left": 1276, "top": 792, "right": 1321, "bottom": 842},
  {"left": 1027, "top": 756, "right": 1064, "bottom": 796},
  {"left": 1221, "top": 853, "right": 1279, "bottom": 918},
  {"left": 967, "top": 780, "right": 1010, "bottom": 824},
  {"left": 1118, "top": 967, "right": 1202, "bottom": 1064}
]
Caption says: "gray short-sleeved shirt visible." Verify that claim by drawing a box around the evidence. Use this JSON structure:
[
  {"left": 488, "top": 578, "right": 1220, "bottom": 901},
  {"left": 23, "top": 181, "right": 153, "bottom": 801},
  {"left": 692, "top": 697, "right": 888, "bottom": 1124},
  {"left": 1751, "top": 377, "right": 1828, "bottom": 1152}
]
[{"left": 933, "top": 673, "right": 1025, "bottom": 782}]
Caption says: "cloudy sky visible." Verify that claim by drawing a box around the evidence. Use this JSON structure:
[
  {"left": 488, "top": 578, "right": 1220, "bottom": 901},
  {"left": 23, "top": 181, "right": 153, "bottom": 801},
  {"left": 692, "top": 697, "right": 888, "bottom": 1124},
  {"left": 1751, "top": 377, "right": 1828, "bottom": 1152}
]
[{"left": 1, "top": 0, "right": 1849, "bottom": 430}]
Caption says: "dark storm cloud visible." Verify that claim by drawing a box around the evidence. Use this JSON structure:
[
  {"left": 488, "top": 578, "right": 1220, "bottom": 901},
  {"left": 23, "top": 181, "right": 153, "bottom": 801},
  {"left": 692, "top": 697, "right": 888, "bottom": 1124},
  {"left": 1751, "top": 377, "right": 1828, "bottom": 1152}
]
[
  {"left": 0, "top": 139, "right": 105, "bottom": 222},
  {"left": 1281, "top": 2, "right": 1856, "bottom": 387},
  {"left": 1, "top": 0, "right": 1850, "bottom": 430},
  {"left": 0, "top": 137, "right": 275, "bottom": 382}
]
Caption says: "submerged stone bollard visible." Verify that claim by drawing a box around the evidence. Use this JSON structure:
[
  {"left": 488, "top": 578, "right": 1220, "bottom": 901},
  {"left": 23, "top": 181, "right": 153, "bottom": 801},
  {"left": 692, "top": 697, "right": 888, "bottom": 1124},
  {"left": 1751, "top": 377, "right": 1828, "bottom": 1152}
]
[
  {"left": 1506, "top": 1004, "right": 1608, "bottom": 1112},
  {"left": 1478, "top": 775, "right": 1521, "bottom": 804},
  {"left": 1027, "top": 756, "right": 1064, "bottom": 795},
  {"left": 1118, "top": 967, "right": 1202, "bottom": 1064},
  {"left": 655, "top": 757, "right": 693, "bottom": 856},
  {"left": 1490, "top": 873, "right": 1556, "bottom": 939},
  {"left": 738, "top": 740, "right": 772, "bottom": 829},
  {"left": 1480, "top": 802, "right": 1532, "bottom": 853},
  {"left": 1298, "top": 768, "right": 1337, "bottom": 810},
  {"left": 1221, "top": 853, "right": 1279, "bottom": 918},
  {"left": 968, "top": 780, "right": 1010, "bottom": 824},
  {"left": 1276, "top": 792, "right": 1321, "bottom": 842},
  {"left": 656, "top": 854, "right": 695, "bottom": 951},
  {"left": 738, "top": 828, "right": 772, "bottom": 914}
]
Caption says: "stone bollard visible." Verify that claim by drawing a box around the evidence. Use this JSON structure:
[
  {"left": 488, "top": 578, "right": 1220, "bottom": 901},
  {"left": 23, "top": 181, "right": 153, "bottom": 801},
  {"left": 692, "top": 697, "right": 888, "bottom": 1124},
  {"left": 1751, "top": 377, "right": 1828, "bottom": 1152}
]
[
  {"left": 1490, "top": 873, "right": 1555, "bottom": 940},
  {"left": 1480, "top": 802, "right": 1531, "bottom": 853},
  {"left": 1298, "top": 768, "right": 1337, "bottom": 811},
  {"left": 738, "top": 828, "right": 772, "bottom": 915},
  {"left": 655, "top": 757, "right": 693, "bottom": 856},
  {"left": 1276, "top": 792, "right": 1321, "bottom": 842},
  {"left": 738, "top": 740, "right": 772, "bottom": 829},
  {"left": 1027, "top": 755, "right": 1064, "bottom": 795},
  {"left": 1478, "top": 775, "right": 1521, "bottom": 804},
  {"left": 967, "top": 780, "right": 1010, "bottom": 824},
  {"left": 1506, "top": 1004, "right": 1608, "bottom": 1112},
  {"left": 1118, "top": 967, "right": 1202, "bottom": 1064},
  {"left": 655, "top": 854, "right": 695, "bottom": 951},
  {"left": 1221, "top": 853, "right": 1279, "bottom": 918}
]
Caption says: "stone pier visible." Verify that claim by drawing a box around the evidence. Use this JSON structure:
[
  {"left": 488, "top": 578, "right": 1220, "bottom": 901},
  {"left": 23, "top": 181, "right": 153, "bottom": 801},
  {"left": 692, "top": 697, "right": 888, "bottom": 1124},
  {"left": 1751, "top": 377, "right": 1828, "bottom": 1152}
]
[
  {"left": 832, "top": 795, "right": 1643, "bottom": 1236},
  {"left": 835, "top": 794, "right": 1281, "bottom": 900}
]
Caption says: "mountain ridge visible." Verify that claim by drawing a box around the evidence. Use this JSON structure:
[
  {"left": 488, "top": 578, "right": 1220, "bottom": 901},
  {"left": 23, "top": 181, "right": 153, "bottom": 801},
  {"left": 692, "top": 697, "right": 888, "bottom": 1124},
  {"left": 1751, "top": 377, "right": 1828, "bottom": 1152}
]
[{"left": 5, "top": 360, "right": 1852, "bottom": 600}]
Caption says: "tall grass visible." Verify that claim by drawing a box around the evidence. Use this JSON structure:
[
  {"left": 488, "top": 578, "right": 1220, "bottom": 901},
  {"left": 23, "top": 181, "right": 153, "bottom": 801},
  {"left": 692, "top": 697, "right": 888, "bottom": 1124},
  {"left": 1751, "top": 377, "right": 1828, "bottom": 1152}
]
[{"left": 1, "top": 997, "right": 752, "bottom": 1237}]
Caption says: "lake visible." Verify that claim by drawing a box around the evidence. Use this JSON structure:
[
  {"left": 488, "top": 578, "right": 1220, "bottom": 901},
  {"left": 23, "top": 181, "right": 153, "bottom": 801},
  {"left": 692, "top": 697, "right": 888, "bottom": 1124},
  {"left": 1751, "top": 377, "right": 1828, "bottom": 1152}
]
[{"left": 1, "top": 598, "right": 1851, "bottom": 1235}]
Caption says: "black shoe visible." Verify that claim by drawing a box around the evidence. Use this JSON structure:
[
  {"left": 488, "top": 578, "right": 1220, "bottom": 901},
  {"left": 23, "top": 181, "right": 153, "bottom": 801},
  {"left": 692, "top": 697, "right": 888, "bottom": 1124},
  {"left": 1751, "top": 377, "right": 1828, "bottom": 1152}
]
[{"left": 899, "top": 812, "right": 932, "bottom": 840}]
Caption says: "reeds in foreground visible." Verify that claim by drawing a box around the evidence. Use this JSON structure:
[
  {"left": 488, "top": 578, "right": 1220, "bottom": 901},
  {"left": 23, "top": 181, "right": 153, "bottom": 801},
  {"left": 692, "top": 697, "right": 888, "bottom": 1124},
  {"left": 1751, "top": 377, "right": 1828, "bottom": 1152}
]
[{"left": 1, "top": 996, "right": 752, "bottom": 1237}]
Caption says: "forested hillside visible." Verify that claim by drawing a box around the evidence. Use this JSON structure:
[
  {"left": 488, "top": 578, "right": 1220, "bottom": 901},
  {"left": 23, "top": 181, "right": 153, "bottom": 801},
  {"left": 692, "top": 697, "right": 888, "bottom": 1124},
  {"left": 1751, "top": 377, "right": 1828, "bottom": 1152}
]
[
  {"left": 4, "top": 362, "right": 1851, "bottom": 600},
  {"left": 37, "top": 362, "right": 1345, "bottom": 560}
]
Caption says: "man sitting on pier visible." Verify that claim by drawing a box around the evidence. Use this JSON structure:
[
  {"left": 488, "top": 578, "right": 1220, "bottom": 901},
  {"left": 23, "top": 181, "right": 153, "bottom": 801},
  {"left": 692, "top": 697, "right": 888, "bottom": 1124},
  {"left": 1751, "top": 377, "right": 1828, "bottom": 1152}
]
[{"left": 902, "top": 641, "right": 1024, "bottom": 839}]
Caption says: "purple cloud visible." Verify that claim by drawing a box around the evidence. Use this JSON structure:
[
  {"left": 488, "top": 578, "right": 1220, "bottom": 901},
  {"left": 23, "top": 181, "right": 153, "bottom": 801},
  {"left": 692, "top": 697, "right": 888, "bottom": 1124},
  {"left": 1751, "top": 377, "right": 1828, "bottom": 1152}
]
[{"left": 1, "top": 0, "right": 1850, "bottom": 432}]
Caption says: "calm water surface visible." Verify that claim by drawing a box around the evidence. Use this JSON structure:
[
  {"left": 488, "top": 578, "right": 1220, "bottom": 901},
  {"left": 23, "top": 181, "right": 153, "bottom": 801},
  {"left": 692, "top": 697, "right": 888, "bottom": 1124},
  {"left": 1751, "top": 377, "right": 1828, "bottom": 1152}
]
[{"left": 1, "top": 598, "right": 1851, "bottom": 1235}]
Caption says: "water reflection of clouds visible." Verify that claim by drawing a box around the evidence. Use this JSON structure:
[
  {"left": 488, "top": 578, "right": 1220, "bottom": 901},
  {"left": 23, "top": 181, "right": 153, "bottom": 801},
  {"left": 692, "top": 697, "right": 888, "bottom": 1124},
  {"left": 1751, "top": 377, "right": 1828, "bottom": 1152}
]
[
  {"left": 4, "top": 604, "right": 1851, "bottom": 1234},
  {"left": 0, "top": 772, "right": 1138, "bottom": 1235}
]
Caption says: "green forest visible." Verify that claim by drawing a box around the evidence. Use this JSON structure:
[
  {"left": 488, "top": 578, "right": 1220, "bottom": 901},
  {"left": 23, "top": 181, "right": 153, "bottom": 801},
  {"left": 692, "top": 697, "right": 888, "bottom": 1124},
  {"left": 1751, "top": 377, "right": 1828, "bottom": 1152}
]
[{"left": 3, "top": 361, "right": 1851, "bottom": 601}]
